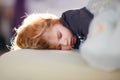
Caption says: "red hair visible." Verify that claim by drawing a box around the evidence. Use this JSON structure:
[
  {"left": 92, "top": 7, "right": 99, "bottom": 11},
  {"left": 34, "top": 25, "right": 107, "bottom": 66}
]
[{"left": 12, "top": 13, "right": 60, "bottom": 50}]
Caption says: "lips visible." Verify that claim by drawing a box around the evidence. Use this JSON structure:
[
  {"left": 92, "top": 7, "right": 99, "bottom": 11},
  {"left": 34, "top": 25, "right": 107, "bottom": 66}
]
[{"left": 70, "top": 37, "right": 76, "bottom": 47}]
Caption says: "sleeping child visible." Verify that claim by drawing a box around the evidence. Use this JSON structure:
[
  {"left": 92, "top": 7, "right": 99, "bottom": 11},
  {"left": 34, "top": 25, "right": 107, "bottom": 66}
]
[{"left": 12, "top": 7, "right": 93, "bottom": 50}]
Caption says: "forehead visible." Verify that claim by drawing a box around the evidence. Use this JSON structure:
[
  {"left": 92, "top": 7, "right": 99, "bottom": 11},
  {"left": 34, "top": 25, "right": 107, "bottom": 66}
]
[
  {"left": 43, "top": 25, "right": 58, "bottom": 45},
  {"left": 43, "top": 25, "right": 56, "bottom": 38}
]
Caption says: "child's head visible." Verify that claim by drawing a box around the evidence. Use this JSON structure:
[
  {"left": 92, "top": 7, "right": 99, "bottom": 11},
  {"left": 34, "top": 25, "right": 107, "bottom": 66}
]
[{"left": 13, "top": 13, "right": 76, "bottom": 50}]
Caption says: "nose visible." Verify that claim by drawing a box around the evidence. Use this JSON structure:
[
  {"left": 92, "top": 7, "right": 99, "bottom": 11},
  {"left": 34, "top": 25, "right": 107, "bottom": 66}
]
[{"left": 59, "top": 39, "right": 68, "bottom": 46}]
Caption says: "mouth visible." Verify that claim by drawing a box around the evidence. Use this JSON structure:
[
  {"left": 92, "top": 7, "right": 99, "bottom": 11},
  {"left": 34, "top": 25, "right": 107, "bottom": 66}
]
[{"left": 70, "top": 37, "right": 76, "bottom": 47}]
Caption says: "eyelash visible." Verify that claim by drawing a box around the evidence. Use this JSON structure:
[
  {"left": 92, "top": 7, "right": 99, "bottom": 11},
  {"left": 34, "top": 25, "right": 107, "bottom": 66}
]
[{"left": 58, "top": 32, "right": 62, "bottom": 39}]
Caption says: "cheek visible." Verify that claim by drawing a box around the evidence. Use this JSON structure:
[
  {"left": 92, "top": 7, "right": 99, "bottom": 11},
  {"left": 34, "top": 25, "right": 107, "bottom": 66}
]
[
  {"left": 49, "top": 40, "right": 57, "bottom": 46},
  {"left": 61, "top": 46, "right": 72, "bottom": 50},
  {"left": 47, "top": 35, "right": 58, "bottom": 47},
  {"left": 63, "top": 29, "right": 72, "bottom": 36}
]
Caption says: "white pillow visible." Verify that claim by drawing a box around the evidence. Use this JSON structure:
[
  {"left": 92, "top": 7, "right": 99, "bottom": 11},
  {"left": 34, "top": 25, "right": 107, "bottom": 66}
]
[
  {"left": 80, "top": 3, "right": 120, "bottom": 71},
  {"left": 87, "top": 0, "right": 120, "bottom": 15},
  {"left": 0, "top": 49, "right": 120, "bottom": 80}
]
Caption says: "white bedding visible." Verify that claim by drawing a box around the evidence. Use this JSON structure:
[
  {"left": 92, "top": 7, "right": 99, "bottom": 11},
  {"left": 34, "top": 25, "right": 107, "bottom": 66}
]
[{"left": 0, "top": 49, "right": 120, "bottom": 80}]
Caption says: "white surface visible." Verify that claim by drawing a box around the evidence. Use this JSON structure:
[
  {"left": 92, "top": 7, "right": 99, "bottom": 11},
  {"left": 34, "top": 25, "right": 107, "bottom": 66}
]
[
  {"left": 0, "top": 49, "right": 120, "bottom": 80},
  {"left": 26, "top": 0, "right": 89, "bottom": 16},
  {"left": 87, "top": 0, "right": 120, "bottom": 15}
]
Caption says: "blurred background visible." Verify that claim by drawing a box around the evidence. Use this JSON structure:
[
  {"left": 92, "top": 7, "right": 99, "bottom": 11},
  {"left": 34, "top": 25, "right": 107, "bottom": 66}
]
[{"left": 0, "top": 0, "right": 89, "bottom": 55}]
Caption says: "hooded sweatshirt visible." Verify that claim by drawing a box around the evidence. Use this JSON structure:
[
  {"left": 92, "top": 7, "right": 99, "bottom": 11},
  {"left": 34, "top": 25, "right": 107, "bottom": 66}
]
[{"left": 60, "top": 7, "right": 94, "bottom": 49}]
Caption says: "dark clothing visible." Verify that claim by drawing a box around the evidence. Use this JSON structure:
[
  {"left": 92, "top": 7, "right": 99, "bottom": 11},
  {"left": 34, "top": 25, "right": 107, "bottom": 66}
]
[{"left": 60, "top": 7, "right": 94, "bottom": 49}]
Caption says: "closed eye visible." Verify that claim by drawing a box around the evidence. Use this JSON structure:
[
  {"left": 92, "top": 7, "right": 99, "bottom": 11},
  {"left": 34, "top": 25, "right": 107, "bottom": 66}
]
[{"left": 57, "top": 31, "right": 62, "bottom": 40}]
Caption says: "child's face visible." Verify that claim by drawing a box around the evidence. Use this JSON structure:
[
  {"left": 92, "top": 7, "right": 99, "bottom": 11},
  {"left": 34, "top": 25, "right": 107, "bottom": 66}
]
[{"left": 43, "top": 24, "right": 76, "bottom": 50}]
